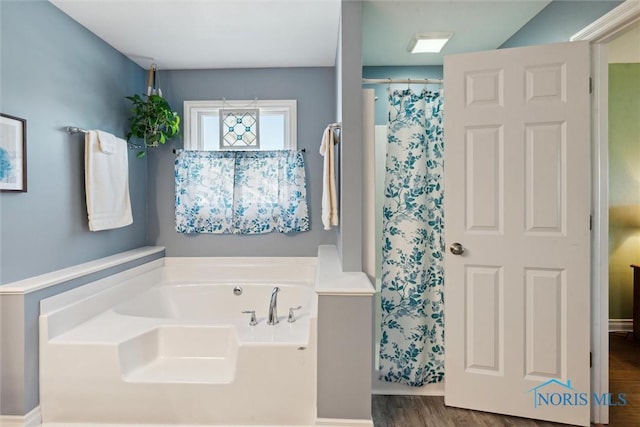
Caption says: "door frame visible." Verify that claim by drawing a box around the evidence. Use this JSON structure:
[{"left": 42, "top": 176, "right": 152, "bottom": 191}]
[{"left": 571, "top": 1, "right": 640, "bottom": 424}]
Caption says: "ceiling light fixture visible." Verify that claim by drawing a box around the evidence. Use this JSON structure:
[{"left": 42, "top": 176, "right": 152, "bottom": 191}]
[{"left": 408, "top": 32, "right": 453, "bottom": 54}]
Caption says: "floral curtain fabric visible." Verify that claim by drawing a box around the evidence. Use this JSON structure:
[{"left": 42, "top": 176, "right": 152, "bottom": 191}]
[
  {"left": 175, "top": 150, "right": 309, "bottom": 234},
  {"left": 379, "top": 88, "right": 445, "bottom": 386}
]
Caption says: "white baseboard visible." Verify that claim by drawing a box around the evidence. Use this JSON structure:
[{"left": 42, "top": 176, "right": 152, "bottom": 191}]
[
  {"left": 0, "top": 406, "right": 41, "bottom": 427},
  {"left": 41, "top": 425, "right": 314, "bottom": 427},
  {"left": 39, "top": 423, "right": 320, "bottom": 427},
  {"left": 609, "top": 319, "right": 633, "bottom": 332},
  {"left": 1, "top": 412, "right": 375, "bottom": 427},
  {"left": 39, "top": 422, "right": 366, "bottom": 427},
  {"left": 316, "top": 418, "right": 374, "bottom": 427}
]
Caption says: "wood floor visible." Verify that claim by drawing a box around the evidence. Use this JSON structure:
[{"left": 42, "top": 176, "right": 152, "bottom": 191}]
[
  {"left": 371, "top": 396, "right": 564, "bottom": 427},
  {"left": 609, "top": 331, "right": 640, "bottom": 427},
  {"left": 371, "top": 333, "right": 640, "bottom": 427},
  {"left": 372, "top": 395, "right": 567, "bottom": 427}
]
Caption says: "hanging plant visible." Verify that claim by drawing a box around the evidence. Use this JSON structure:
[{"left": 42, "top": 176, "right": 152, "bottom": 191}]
[
  {"left": 125, "top": 94, "right": 180, "bottom": 158},
  {"left": 126, "top": 64, "right": 180, "bottom": 158}
]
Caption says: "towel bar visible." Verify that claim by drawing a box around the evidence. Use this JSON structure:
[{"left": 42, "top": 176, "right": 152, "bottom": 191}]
[{"left": 66, "top": 127, "right": 142, "bottom": 150}]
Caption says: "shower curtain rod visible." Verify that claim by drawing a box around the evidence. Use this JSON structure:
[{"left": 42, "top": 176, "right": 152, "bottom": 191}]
[{"left": 362, "top": 78, "right": 443, "bottom": 85}]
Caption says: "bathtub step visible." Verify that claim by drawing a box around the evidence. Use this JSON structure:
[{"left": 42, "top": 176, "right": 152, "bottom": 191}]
[
  {"left": 123, "top": 356, "right": 235, "bottom": 384},
  {"left": 118, "top": 325, "right": 239, "bottom": 384}
]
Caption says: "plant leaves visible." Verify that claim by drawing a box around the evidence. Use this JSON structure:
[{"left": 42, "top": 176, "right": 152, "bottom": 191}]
[{"left": 125, "top": 93, "right": 180, "bottom": 151}]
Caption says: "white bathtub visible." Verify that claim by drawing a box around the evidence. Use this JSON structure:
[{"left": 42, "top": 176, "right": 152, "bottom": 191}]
[
  {"left": 39, "top": 257, "right": 318, "bottom": 426},
  {"left": 116, "top": 282, "right": 312, "bottom": 321}
]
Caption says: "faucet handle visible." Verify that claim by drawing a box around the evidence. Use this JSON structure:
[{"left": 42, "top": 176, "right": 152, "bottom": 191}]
[
  {"left": 242, "top": 310, "right": 258, "bottom": 326},
  {"left": 287, "top": 306, "right": 303, "bottom": 323}
]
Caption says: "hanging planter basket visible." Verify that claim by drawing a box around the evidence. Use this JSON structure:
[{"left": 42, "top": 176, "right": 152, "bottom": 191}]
[{"left": 126, "top": 64, "right": 180, "bottom": 158}]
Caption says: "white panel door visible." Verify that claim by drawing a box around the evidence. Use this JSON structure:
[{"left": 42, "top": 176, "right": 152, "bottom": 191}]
[{"left": 444, "top": 41, "right": 591, "bottom": 426}]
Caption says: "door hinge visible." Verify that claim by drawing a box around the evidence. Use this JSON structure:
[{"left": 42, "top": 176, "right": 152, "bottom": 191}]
[
  {"left": 590, "top": 351, "right": 593, "bottom": 368},
  {"left": 589, "top": 77, "right": 593, "bottom": 94},
  {"left": 590, "top": 214, "right": 593, "bottom": 231}
]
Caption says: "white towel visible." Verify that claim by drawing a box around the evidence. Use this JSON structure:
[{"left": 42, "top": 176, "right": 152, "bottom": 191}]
[
  {"left": 319, "top": 125, "right": 338, "bottom": 230},
  {"left": 85, "top": 130, "right": 133, "bottom": 231},
  {"left": 96, "top": 130, "right": 117, "bottom": 154}
]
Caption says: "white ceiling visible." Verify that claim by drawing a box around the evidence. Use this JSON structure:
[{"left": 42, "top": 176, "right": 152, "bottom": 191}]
[
  {"left": 49, "top": 0, "right": 554, "bottom": 70},
  {"left": 49, "top": 0, "right": 341, "bottom": 70}
]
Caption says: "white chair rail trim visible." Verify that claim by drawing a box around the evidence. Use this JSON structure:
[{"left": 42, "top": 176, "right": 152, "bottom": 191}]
[{"left": 0, "top": 246, "right": 164, "bottom": 295}]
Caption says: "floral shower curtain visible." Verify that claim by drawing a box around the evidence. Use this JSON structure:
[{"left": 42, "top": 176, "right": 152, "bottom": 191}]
[
  {"left": 379, "top": 88, "right": 445, "bottom": 386},
  {"left": 175, "top": 150, "right": 309, "bottom": 234}
]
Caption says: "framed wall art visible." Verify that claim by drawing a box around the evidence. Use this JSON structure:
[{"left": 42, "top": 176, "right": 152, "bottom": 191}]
[{"left": 0, "top": 113, "right": 27, "bottom": 192}]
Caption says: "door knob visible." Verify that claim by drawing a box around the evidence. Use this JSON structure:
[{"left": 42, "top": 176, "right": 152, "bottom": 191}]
[{"left": 450, "top": 243, "right": 465, "bottom": 255}]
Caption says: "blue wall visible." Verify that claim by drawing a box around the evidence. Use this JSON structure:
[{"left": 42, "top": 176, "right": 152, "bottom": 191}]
[
  {"left": 0, "top": 0, "right": 151, "bottom": 418},
  {"left": 500, "top": 0, "right": 623, "bottom": 49},
  {"left": 147, "top": 67, "right": 337, "bottom": 256},
  {"left": 0, "top": 1, "right": 148, "bottom": 284},
  {"left": 362, "top": 66, "right": 443, "bottom": 125}
]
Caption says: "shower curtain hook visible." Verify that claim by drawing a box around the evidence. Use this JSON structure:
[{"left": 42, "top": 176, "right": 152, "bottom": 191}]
[
  {"left": 407, "top": 78, "right": 411, "bottom": 90},
  {"left": 387, "top": 78, "right": 392, "bottom": 92}
]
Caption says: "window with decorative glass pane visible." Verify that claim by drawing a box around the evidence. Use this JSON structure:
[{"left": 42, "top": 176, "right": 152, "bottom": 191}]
[{"left": 184, "top": 100, "right": 296, "bottom": 151}]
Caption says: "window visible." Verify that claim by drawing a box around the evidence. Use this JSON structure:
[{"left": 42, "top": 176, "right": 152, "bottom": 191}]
[{"left": 184, "top": 100, "right": 297, "bottom": 151}]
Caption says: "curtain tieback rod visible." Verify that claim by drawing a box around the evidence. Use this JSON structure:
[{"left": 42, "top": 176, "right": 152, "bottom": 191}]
[{"left": 172, "top": 148, "right": 306, "bottom": 154}]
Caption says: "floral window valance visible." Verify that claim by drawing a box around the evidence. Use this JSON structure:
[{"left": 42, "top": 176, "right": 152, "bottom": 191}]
[{"left": 175, "top": 150, "right": 309, "bottom": 234}]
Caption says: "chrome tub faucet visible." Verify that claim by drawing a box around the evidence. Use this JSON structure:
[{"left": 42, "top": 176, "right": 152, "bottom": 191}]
[{"left": 268, "top": 287, "right": 280, "bottom": 325}]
